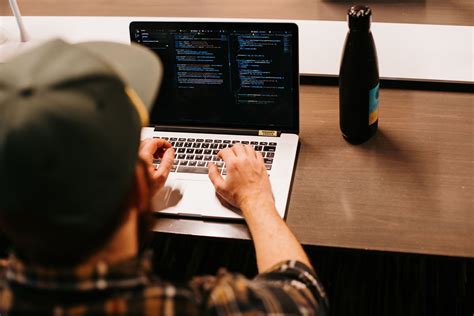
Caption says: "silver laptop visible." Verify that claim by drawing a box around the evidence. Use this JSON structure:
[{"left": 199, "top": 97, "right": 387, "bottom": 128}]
[{"left": 130, "top": 21, "right": 299, "bottom": 221}]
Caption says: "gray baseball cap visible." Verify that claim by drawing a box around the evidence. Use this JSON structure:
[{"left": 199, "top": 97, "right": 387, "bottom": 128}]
[{"left": 0, "top": 39, "right": 162, "bottom": 260}]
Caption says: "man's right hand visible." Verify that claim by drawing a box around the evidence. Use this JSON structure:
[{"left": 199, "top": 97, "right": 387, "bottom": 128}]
[
  {"left": 209, "top": 144, "right": 313, "bottom": 273},
  {"left": 208, "top": 144, "right": 274, "bottom": 213}
]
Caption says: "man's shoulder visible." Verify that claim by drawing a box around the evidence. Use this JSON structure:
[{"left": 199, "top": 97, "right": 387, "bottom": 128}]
[{"left": 189, "top": 261, "right": 329, "bottom": 316}]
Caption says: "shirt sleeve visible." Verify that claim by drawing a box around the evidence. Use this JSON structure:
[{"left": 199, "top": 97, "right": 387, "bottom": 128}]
[{"left": 189, "top": 260, "right": 329, "bottom": 316}]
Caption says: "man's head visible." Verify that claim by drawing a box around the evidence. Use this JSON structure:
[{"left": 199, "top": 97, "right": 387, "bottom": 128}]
[{"left": 0, "top": 39, "right": 162, "bottom": 266}]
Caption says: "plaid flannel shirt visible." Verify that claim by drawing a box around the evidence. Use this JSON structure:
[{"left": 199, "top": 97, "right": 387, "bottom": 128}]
[{"left": 0, "top": 251, "right": 328, "bottom": 315}]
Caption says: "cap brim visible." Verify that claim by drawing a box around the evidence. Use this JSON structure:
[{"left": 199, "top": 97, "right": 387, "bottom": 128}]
[{"left": 76, "top": 41, "right": 163, "bottom": 112}]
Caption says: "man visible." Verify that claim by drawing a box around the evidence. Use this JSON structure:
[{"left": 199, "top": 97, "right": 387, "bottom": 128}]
[{"left": 0, "top": 39, "right": 328, "bottom": 315}]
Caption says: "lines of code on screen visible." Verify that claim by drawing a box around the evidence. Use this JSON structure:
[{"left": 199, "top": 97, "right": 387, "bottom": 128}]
[
  {"left": 133, "top": 26, "right": 294, "bottom": 129},
  {"left": 175, "top": 32, "right": 225, "bottom": 87}
]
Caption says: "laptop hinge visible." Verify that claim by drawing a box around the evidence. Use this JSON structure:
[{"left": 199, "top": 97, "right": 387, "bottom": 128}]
[{"left": 154, "top": 125, "right": 281, "bottom": 137}]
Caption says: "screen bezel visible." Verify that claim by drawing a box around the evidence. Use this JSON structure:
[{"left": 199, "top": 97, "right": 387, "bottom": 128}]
[{"left": 130, "top": 21, "right": 299, "bottom": 134}]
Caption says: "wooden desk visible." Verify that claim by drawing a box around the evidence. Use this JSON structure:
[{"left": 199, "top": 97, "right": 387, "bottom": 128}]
[
  {"left": 6, "top": 0, "right": 472, "bottom": 258},
  {"left": 155, "top": 85, "right": 473, "bottom": 258}
]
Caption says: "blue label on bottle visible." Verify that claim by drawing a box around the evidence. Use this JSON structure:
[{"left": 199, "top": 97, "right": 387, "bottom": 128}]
[{"left": 369, "top": 83, "right": 379, "bottom": 125}]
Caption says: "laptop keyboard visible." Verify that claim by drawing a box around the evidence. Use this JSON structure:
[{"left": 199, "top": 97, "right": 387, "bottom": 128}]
[{"left": 152, "top": 137, "right": 277, "bottom": 175}]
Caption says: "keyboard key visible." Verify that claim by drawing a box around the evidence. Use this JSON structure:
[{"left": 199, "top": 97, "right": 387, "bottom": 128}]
[
  {"left": 197, "top": 139, "right": 204, "bottom": 142},
  {"left": 177, "top": 166, "right": 208, "bottom": 174},
  {"left": 212, "top": 156, "right": 221, "bottom": 162},
  {"left": 265, "top": 164, "right": 272, "bottom": 170},
  {"left": 204, "top": 149, "right": 212, "bottom": 155},
  {"left": 215, "top": 162, "right": 224, "bottom": 168},
  {"left": 264, "top": 158, "right": 273, "bottom": 165},
  {"left": 192, "top": 143, "right": 201, "bottom": 148},
  {"left": 195, "top": 149, "right": 203, "bottom": 154},
  {"left": 259, "top": 142, "right": 268, "bottom": 145},
  {"left": 201, "top": 143, "right": 210, "bottom": 148},
  {"left": 186, "top": 149, "right": 194, "bottom": 154},
  {"left": 187, "top": 138, "right": 195, "bottom": 142},
  {"left": 186, "top": 155, "right": 195, "bottom": 160},
  {"left": 269, "top": 142, "right": 277, "bottom": 146},
  {"left": 178, "top": 138, "right": 186, "bottom": 141},
  {"left": 210, "top": 144, "right": 218, "bottom": 149},
  {"left": 264, "top": 146, "right": 276, "bottom": 152},
  {"left": 232, "top": 140, "right": 239, "bottom": 144},
  {"left": 180, "top": 160, "right": 188, "bottom": 166},
  {"left": 241, "top": 141, "right": 249, "bottom": 144},
  {"left": 223, "top": 140, "right": 231, "bottom": 144},
  {"left": 251, "top": 141, "right": 258, "bottom": 145},
  {"left": 162, "top": 137, "right": 169, "bottom": 141},
  {"left": 219, "top": 144, "right": 227, "bottom": 149},
  {"left": 212, "top": 150, "right": 219, "bottom": 155},
  {"left": 204, "top": 155, "right": 212, "bottom": 161},
  {"left": 188, "top": 161, "right": 197, "bottom": 167},
  {"left": 214, "top": 139, "right": 222, "bottom": 143},
  {"left": 197, "top": 161, "right": 206, "bottom": 167},
  {"left": 266, "top": 152, "right": 275, "bottom": 158},
  {"left": 195, "top": 155, "right": 203, "bottom": 160},
  {"left": 170, "top": 166, "right": 177, "bottom": 172},
  {"left": 177, "top": 148, "right": 186, "bottom": 153},
  {"left": 173, "top": 160, "right": 179, "bottom": 166},
  {"left": 205, "top": 139, "right": 213, "bottom": 143},
  {"left": 184, "top": 143, "right": 192, "bottom": 148},
  {"left": 177, "top": 154, "right": 186, "bottom": 159},
  {"left": 170, "top": 137, "right": 177, "bottom": 141},
  {"left": 254, "top": 146, "right": 263, "bottom": 151},
  {"left": 175, "top": 142, "right": 183, "bottom": 147}
]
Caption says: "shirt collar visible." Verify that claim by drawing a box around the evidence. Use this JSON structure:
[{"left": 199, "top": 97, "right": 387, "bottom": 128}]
[{"left": 5, "top": 250, "right": 154, "bottom": 291}]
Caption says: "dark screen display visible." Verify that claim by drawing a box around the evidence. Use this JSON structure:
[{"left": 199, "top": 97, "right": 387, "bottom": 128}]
[{"left": 130, "top": 22, "right": 299, "bottom": 133}]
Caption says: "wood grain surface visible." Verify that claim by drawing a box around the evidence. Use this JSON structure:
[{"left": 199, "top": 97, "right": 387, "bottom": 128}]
[
  {"left": 1, "top": 0, "right": 473, "bottom": 26},
  {"left": 289, "top": 85, "right": 473, "bottom": 257}
]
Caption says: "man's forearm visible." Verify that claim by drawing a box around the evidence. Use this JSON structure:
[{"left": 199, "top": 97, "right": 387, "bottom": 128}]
[{"left": 241, "top": 198, "right": 312, "bottom": 273}]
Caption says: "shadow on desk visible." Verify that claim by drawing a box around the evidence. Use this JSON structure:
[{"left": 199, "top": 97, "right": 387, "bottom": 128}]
[{"left": 152, "top": 233, "right": 473, "bottom": 316}]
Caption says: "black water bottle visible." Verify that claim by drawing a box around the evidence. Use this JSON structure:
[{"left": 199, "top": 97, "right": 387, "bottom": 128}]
[{"left": 339, "top": 5, "right": 379, "bottom": 144}]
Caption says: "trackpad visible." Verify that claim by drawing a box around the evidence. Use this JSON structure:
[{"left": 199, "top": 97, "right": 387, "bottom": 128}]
[{"left": 151, "top": 179, "right": 243, "bottom": 219}]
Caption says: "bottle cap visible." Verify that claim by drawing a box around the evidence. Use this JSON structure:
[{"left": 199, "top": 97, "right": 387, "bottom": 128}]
[{"left": 347, "top": 5, "right": 372, "bottom": 30}]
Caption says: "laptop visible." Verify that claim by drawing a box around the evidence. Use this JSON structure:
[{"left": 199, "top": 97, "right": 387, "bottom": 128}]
[{"left": 130, "top": 21, "right": 299, "bottom": 221}]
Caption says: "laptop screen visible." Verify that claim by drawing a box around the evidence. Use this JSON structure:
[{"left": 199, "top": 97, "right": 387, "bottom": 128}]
[{"left": 130, "top": 22, "right": 299, "bottom": 133}]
